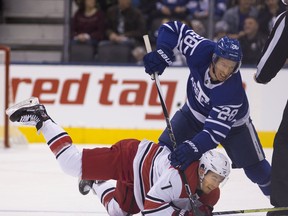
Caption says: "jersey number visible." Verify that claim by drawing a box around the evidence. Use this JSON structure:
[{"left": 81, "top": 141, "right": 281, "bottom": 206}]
[
  {"left": 183, "top": 32, "right": 203, "bottom": 51},
  {"left": 217, "top": 107, "right": 238, "bottom": 121}
]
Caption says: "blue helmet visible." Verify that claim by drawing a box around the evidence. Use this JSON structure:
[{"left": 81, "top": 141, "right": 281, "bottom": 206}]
[{"left": 213, "top": 36, "right": 242, "bottom": 74}]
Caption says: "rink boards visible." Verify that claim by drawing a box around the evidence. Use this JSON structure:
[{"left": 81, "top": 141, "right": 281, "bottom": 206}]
[{"left": 3, "top": 64, "right": 288, "bottom": 147}]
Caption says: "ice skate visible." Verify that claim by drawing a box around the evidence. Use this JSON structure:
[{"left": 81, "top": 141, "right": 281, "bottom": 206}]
[
  {"left": 78, "top": 179, "right": 106, "bottom": 195},
  {"left": 6, "top": 97, "right": 50, "bottom": 130}
]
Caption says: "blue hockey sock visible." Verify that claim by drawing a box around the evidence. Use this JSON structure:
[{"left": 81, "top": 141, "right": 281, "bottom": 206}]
[{"left": 244, "top": 159, "right": 271, "bottom": 196}]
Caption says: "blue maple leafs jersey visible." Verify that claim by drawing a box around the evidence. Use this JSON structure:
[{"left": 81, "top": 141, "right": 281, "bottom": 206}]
[{"left": 157, "top": 21, "right": 250, "bottom": 148}]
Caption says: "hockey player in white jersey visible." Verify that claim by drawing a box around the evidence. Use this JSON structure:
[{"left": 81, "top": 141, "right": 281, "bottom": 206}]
[
  {"left": 6, "top": 98, "right": 231, "bottom": 216},
  {"left": 143, "top": 21, "right": 271, "bottom": 197}
]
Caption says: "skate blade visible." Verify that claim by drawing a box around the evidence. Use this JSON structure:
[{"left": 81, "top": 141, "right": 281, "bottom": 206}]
[{"left": 5, "top": 97, "right": 40, "bottom": 116}]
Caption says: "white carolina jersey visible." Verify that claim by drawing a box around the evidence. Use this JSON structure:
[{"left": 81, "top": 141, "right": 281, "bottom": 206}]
[{"left": 133, "top": 139, "right": 219, "bottom": 215}]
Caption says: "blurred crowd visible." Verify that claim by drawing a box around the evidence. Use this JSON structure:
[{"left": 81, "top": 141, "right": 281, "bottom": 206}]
[{"left": 70, "top": 0, "right": 288, "bottom": 65}]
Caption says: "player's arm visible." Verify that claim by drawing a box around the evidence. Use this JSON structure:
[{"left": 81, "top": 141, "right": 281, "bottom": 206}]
[
  {"left": 170, "top": 78, "right": 245, "bottom": 170},
  {"left": 255, "top": 11, "right": 288, "bottom": 84},
  {"left": 170, "top": 103, "right": 238, "bottom": 170},
  {"left": 143, "top": 21, "right": 206, "bottom": 75}
]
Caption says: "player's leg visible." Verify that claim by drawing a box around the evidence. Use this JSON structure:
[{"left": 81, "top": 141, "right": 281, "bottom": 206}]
[
  {"left": 158, "top": 103, "right": 202, "bottom": 150},
  {"left": 80, "top": 141, "right": 140, "bottom": 215},
  {"left": 221, "top": 118, "right": 271, "bottom": 197},
  {"left": 6, "top": 98, "right": 140, "bottom": 180},
  {"left": 81, "top": 139, "right": 140, "bottom": 214},
  {"left": 270, "top": 100, "right": 288, "bottom": 207},
  {"left": 7, "top": 98, "right": 141, "bottom": 215},
  {"left": 91, "top": 180, "right": 140, "bottom": 215},
  {"left": 6, "top": 98, "right": 84, "bottom": 177}
]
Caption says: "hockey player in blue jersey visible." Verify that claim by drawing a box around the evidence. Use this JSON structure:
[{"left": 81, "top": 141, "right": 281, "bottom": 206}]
[{"left": 143, "top": 21, "right": 271, "bottom": 197}]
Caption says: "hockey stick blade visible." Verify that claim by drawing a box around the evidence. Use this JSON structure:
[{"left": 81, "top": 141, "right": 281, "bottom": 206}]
[{"left": 213, "top": 207, "right": 288, "bottom": 215}]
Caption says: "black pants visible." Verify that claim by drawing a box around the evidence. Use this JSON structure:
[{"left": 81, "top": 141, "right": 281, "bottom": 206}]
[{"left": 271, "top": 100, "right": 288, "bottom": 207}]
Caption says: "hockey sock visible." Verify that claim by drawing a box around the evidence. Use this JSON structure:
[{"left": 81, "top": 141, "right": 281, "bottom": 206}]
[
  {"left": 92, "top": 182, "right": 128, "bottom": 215},
  {"left": 40, "top": 119, "right": 82, "bottom": 177},
  {"left": 92, "top": 181, "right": 115, "bottom": 207},
  {"left": 244, "top": 159, "right": 271, "bottom": 196},
  {"left": 40, "top": 119, "right": 72, "bottom": 158}
]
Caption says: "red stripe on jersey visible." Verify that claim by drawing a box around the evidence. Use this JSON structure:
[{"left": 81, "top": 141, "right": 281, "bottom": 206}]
[
  {"left": 49, "top": 135, "right": 72, "bottom": 156},
  {"left": 141, "top": 144, "right": 161, "bottom": 196}
]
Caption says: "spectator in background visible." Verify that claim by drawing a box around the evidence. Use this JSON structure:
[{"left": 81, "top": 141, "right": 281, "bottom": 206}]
[
  {"left": 188, "top": 0, "right": 227, "bottom": 30},
  {"left": 137, "top": 0, "right": 157, "bottom": 31},
  {"left": 105, "top": 0, "right": 146, "bottom": 43},
  {"left": 238, "top": 16, "right": 267, "bottom": 65},
  {"left": 71, "top": 0, "right": 106, "bottom": 51},
  {"left": 226, "top": 0, "right": 238, "bottom": 8},
  {"left": 155, "top": 0, "right": 191, "bottom": 21},
  {"left": 213, "top": 20, "right": 229, "bottom": 41},
  {"left": 98, "top": 0, "right": 117, "bottom": 12},
  {"left": 0, "top": 0, "right": 3, "bottom": 23},
  {"left": 149, "top": 0, "right": 191, "bottom": 46},
  {"left": 222, "top": 0, "right": 258, "bottom": 38},
  {"left": 70, "top": 0, "right": 106, "bottom": 62},
  {"left": 258, "top": 0, "right": 286, "bottom": 36},
  {"left": 190, "top": 19, "right": 207, "bottom": 37},
  {"left": 97, "top": 0, "right": 146, "bottom": 63}
]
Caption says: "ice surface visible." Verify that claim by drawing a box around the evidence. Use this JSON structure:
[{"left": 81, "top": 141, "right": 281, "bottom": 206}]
[{"left": 0, "top": 145, "right": 273, "bottom": 216}]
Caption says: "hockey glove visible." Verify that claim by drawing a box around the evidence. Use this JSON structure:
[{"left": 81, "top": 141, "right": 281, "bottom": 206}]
[
  {"left": 173, "top": 205, "right": 212, "bottom": 216},
  {"left": 173, "top": 209, "right": 194, "bottom": 216},
  {"left": 169, "top": 140, "right": 203, "bottom": 171},
  {"left": 143, "top": 45, "right": 174, "bottom": 76}
]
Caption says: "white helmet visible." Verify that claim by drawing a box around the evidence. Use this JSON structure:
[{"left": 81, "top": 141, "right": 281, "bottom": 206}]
[
  {"left": 282, "top": 0, "right": 288, "bottom": 5},
  {"left": 199, "top": 150, "right": 231, "bottom": 182}
]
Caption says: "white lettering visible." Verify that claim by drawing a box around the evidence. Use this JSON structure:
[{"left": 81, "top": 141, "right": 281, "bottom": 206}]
[{"left": 157, "top": 49, "right": 173, "bottom": 65}]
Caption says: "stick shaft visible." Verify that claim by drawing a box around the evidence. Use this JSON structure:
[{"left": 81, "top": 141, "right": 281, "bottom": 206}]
[
  {"left": 143, "top": 35, "right": 152, "bottom": 53},
  {"left": 143, "top": 35, "right": 176, "bottom": 148},
  {"left": 143, "top": 34, "right": 203, "bottom": 216},
  {"left": 213, "top": 207, "right": 288, "bottom": 215}
]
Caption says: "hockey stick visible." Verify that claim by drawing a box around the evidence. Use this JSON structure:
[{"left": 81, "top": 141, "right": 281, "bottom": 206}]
[
  {"left": 142, "top": 35, "right": 177, "bottom": 149},
  {"left": 213, "top": 206, "right": 288, "bottom": 215},
  {"left": 143, "top": 35, "right": 204, "bottom": 216}
]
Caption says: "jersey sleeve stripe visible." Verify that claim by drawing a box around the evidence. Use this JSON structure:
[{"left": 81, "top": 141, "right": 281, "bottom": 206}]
[
  {"left": 212, "top": 130, "right": 226, "bottom": 138},
  {"left": 203, "top": 129, "right": 220, "bottom": 144},
  {"left": 174, "top": 20, "right": 179, "bottom": 32},
  {"left": 177, "top": 30, "right": 184, "bottom": 51},
  {"left": 205, "top": 118, "right": 231, "bottom": 130},
  {"left": 218, "top": 104, "right": 243, "bottom": 108},
  {"left": 163, "top": 23, "right": 175, "bottom": 32}
]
